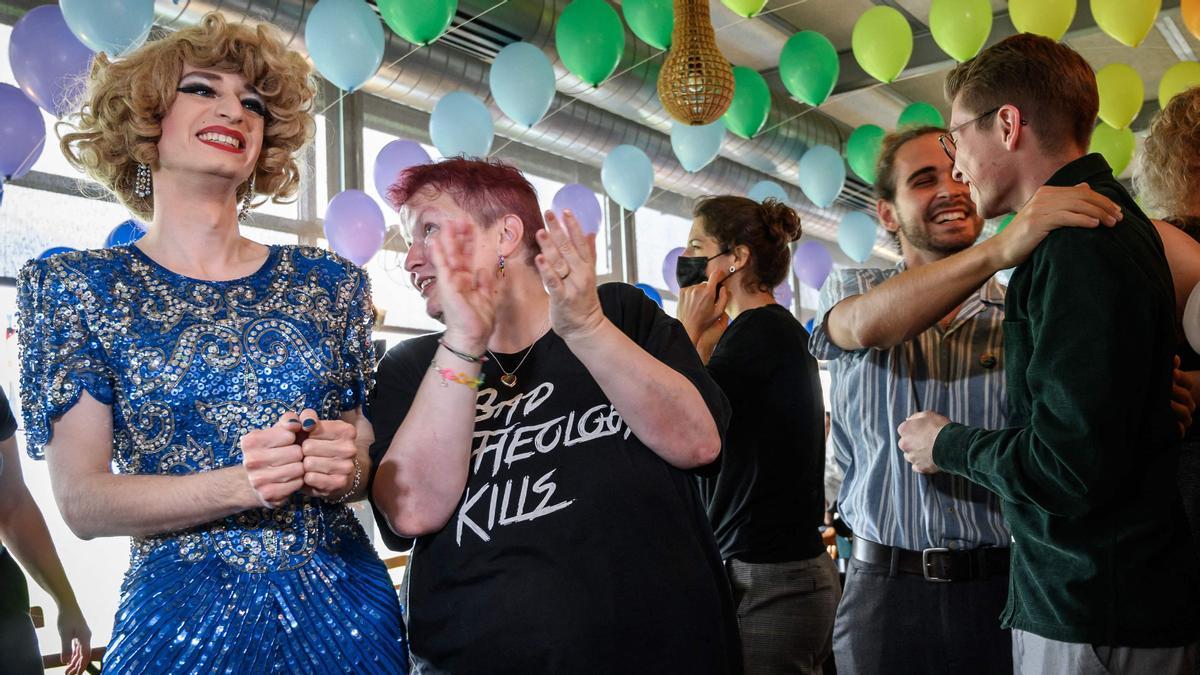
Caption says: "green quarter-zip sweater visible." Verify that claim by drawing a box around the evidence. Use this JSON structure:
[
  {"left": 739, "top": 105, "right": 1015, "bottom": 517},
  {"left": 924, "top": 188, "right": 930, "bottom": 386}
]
[{"left": 933, "top": 153, "right": 1200, "bottom": 647}]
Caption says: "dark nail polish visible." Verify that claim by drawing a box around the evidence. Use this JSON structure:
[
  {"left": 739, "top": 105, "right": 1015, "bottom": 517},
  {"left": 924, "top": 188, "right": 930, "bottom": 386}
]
[{"left": 302, "top": 419, "right": 316, "bottom": 430}]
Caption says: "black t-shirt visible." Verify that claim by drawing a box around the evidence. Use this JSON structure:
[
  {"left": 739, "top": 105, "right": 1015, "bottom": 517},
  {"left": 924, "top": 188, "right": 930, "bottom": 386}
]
[
  {"left": 368, "top": 283, "right": 739, "bottom": 674},
  {"left": 697, "top": 304, "right": 826, "bottom": 563}
]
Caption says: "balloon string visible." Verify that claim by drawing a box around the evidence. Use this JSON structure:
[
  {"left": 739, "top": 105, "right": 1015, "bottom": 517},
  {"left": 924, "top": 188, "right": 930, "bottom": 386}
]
[
  {"left": 317, "top": 0, "right": 510, "bottom": 118},
  {"left": 489, "top": 47, "right": 668, "bottom": 158},
  {"left": 715, "top": 0, "right": 815, "bottom": 31}
]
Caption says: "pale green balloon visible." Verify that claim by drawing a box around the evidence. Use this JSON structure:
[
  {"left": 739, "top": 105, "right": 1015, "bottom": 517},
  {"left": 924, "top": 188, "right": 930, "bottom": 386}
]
[
  {"left": 1009, "top": 0, "right": 1076, "bottom": 40},
  {"left": 1159, "top": 61, "right": 1200, "bottom": 109},
  {"left": 720, "top": 0, "right": 766, "bottom": 18},
  {"left": 930, "top": 0, "right": 992, "bottom": 62},
  {"left": 852, "top": 6, "right": 913, "bottom": 84},
  {"left": 1095, "top": 63, "right": 1143, "bottom": 129},
  {"left": 1089, "top": 122, "right": 1135, "bottom": 175},
  {"left": 1091, "top": 0, "right": 1162, "bottom": 48}
]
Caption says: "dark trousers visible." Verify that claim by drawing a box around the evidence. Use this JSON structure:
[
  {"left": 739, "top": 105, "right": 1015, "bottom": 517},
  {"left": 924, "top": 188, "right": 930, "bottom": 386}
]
[
  {"left": 0, "top": 548, "right": 42, "bottom": 675},
  {"left": 832, "top": 556, "right": 1012, "bottom": 675}
]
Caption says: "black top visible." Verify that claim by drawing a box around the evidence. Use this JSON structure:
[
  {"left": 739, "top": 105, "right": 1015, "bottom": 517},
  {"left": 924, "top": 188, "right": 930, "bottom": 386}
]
[
  {"left": 0, "top": 387, "right": 15, "bottom": 442},
  {"left": 368, "top": 283, "right": 740, "bottom": 674},
  {"left": 697, "top": 304, "right": 826, "bottom": 562}
]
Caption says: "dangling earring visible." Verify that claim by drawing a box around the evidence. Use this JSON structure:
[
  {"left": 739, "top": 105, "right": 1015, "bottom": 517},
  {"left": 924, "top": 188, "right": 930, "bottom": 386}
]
[
  {"left": 498, "top": 254, "right": 506, "bottom": 277},
  {"left": 134, "top": 163, "right": 152, "bottom": 198},
  {"left": 238, "top": 175, "right": 255, "bottom": 223}
]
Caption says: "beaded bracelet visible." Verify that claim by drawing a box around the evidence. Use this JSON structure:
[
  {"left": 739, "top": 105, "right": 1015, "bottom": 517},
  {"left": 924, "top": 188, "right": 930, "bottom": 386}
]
[
  {"left": 432, "top": 361, "right": 485, "bottom": 390},
  {"left": 438, "top": 339, "right": 488, "bottom": 364},
  {"left": 332, "top": 456, "right": 362, "bottom": 504}
]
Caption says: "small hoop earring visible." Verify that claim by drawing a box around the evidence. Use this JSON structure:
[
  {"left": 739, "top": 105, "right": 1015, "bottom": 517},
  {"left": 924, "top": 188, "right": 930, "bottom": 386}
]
[
  {"left": 134, "top": 163, "right": 152, "bottom": 198},
  {"left": 238, "top": 175, "right": 255, "bottom": 223},
  {"left": 729, "top": 265, "right": 736, "bottom": 273}
]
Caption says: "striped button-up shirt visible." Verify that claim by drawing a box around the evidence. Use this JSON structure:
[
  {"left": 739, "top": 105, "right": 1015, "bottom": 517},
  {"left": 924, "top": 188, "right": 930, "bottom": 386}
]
[{"left": 810, "top": 266, "right": 1010, "bottom": 551}]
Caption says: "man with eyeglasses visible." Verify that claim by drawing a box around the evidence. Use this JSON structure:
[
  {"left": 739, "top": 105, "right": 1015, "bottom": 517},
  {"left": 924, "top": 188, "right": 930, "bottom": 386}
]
[{"left": 898, "top": 34, "right": 1200, "bottom": 673}]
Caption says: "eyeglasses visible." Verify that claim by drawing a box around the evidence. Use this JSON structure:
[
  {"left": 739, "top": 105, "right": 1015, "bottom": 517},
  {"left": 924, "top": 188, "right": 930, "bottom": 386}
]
[{"left": 937, "top": 107, "right": 1028, "bottom": 160}]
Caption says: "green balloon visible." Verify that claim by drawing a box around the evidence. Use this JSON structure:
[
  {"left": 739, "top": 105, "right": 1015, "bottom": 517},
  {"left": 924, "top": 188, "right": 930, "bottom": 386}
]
[
  {"left": 556, "top": 0, "right": 626, "bottom": 87},
  {"left": 852, "top": 6, "right": 913, "bottom": 84},
  {"left": 930, "top": 0, "right": 992, "bottom": 62},
  {"left": 846, "top": 124, "right": 886, "bottom": 184},
  {"left": 722, "top": 66, "right": 771, "bottom": 139},
  {"left": 1089, "top": 122, "right": 1135, "bottom": 175},
  {"left": 379, "top": 0, "right": 457, "bottom": 46},
  {"left": 898, "top": 102, "right": 945, "bottom": 129},
  {"left": 721, "top": 0, "right": 766, "bottom": 18},
  {"left": 779, "top": 31, "right": 839, "bottom": 107},
  {"left": 623, "top": 0, "right": 673, "bottom": 50},
  {"left": 996, "top": 213, "right": 1015, "bottom": 234}
]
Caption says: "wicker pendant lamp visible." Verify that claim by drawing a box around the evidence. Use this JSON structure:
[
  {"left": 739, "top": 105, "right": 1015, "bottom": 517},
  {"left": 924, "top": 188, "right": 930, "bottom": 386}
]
[{"left": 657, "top": 0, "right": 736, "bottom": 125}]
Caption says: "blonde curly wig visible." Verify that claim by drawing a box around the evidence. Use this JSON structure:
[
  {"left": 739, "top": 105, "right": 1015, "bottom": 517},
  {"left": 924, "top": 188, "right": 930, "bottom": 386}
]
[
  {"left": 1135, "top": 87, "right": 1200, "bottom": 219},
  {"left": 58, "top": 12, "right": 315, "bottom": 221}
]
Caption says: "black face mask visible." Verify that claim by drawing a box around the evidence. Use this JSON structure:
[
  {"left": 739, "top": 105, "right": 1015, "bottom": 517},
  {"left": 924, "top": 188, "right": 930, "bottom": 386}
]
[{"left": 676, "top": 250, "right": 730, "bottom": 289}]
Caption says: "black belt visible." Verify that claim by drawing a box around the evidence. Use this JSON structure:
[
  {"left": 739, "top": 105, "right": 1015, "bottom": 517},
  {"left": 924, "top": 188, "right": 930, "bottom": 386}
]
[{"left": 851, "top": 537, "right": 1010, "bottom": 582}]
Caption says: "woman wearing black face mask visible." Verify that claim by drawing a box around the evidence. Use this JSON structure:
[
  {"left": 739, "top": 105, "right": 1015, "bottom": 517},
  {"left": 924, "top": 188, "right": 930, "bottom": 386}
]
[{"left": 678, "top": 196, "right": 839, "bottom": 675}]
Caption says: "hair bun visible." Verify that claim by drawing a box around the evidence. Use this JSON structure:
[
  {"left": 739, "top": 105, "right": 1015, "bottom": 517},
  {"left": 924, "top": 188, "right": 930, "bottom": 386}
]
[{"left": 759, "top": 198, "right": 803, "bottom": 244}]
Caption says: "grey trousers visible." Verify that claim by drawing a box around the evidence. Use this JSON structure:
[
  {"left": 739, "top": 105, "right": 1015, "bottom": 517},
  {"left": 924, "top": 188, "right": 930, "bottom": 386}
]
[
  {"left": 726, "top": 553, "right": 841, "bottom": 675},
  {"left": 832, "top": 557, "right": 1012, "bottom": 675},
  {"left": 1012, "top": 629, "right": 1198, "bottom": 675}
]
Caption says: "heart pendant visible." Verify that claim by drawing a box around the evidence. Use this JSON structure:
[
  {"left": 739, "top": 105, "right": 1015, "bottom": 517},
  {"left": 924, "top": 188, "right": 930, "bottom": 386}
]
[{"left": 500, "top": 374, "right": 517, "bottom": 388}]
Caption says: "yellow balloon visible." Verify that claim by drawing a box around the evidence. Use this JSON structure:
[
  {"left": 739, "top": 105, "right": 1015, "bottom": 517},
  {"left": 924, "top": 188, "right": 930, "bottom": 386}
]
[
  {"left": 1091, "top": 0, "right": 1161, "bottom": 47},
  {"left": 1009, "top": 0, "right": 1076, "bottom": 40},
  {"left": 851, "top": 6, "right": 913, "bottom": 84},
  {"left": 1095, "top": 63, "right": 1144, "bottom": 129},
  {"left": 1159, "top": 61, "right": 1200, "bottom": 108},
  {"left": 1089, "top": 122, "right": 1135, "bottom": 175}
]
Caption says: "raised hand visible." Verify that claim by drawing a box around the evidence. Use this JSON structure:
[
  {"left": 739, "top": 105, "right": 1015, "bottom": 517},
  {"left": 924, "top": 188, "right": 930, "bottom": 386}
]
[
  {"left": 296, "top": 408, "right": 360, "bottom": 501},
  {"left": 240, "top": 413, "right": 306, "bottom": 508},
  {"left": 537, "top": 209, "right": 606, "bottom": 342},
  {"left": 677, "top": 264, "right": 731, "bottom": 345},
  {"left": 991, "top": 183, "right": 1122, "bottom": 269},
  {"left": 428, "top": 217, "right": 498, "bottom": 353}
]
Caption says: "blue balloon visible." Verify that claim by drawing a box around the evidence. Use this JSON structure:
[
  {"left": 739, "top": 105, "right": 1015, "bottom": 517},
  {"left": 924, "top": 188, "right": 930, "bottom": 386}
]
[
  {"left": 798, "top": 144, "right": 846, "bottom": 208},
  {"left": 670, "top": 121, "right": 725, "bottom": 173},
  {"left": 837, "top": 211, "right": 878, "bottom": 263},
  {"left": 305, "top": 0, "right": 385, "bottom": 92},
  {"left": 9, "top": 6, "right": 95, "bottom": 117},
  {"left": 60, "top": 0, "right": 152, "bottom": 57},
  {"left": 429, "top": 92, "right": 494, "bottom": 158},
  {"left": 0, "top": 83, "right": 46, "bottom": 181},
  {"left": 634, "top": 283, "right": 664, "bottom": 308},
  {"left": 602, "top": 144, "right": 654, "bottom": 211},
  {"left": 106, "top": 219, "right": 146, "bottom": 247},
  {"left": 489, "top": 42, "right": 556, "bottom": 128},
  {"left": 804, "top": 318, "right": 815, "bottom": 334},
  {"left": 748, "top": 180, "right": 789, "bottom": 204},
  {"left": 38, "top": 246, "right": 77, "bottom": 260}
]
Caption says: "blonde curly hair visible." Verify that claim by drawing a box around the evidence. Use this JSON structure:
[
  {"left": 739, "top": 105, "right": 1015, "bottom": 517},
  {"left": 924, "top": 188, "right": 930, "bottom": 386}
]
[
  {"left": 1135, "top": 87, "right": 1200, "bottom": 219},
  {"left": 58, "top": 13, "right": 315, "bottom": 221}
]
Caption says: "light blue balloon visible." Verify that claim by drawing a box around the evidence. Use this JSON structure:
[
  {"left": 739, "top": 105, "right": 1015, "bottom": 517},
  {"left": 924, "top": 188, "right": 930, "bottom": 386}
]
[
  {"left": 59, "top": 0, "right": 152, "bottom": 57},
  {"left": 430, "top": 92, "right": 494, "bottom": 158},
  {"left": 748, "top": 180, "right": 789, "bottom": 204},
  {"left": 670, "top": 121, "right": 725, "bottom": 173},
  {"left": 602, "top": 144, "right": 654, "bottom": 211},
  {"left": 305, "top": 0, "right": 385, "bottom": 92},
  {"left": 798, "top": 144, "right": 846, "bottom": 208},
  {"left": 489, "top": 42, "right": 556, "bottom": 128},
  {"left": 634, "top": 282, "right": 664, "bottom": 308},
  {"left": 837, "top": 211, "right": 878, "bottom": 263}
]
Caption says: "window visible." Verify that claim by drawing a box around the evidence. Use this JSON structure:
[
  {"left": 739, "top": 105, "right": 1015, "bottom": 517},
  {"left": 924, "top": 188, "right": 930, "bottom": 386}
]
[{"left": 633, "top": 207, "right": 692, "bottom": 314}]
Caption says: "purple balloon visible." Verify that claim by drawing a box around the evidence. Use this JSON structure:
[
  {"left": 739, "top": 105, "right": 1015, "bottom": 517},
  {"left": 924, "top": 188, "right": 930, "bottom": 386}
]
[
  {"left": 663, "top": 246, "right": 685, "bottom": 295},
  {"left": 552, "top": 183, "right": 603, "bottom": 235},
  {"left": 9, "top": 6, "right": 94, "bottom": 117},
  {"left": 373, "top": 140, "right": 431, "bottom": 208},
  {"left": 325, "top": 190, "right": 386, "bottom": 266},
  {"left": 0, "top": 84, "right": 46, "bottom": 181},
  {"left": 774, "top": 280, "right": 793, "bottom": 308},
  {"left": 792, "top": 240, "right": 833, "bottom": 290}
]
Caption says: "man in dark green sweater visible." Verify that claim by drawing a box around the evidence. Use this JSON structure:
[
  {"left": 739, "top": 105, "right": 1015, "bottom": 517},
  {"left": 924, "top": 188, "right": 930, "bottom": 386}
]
[{"left": 897, "top": 34, "right": 1199, "bottom": 673}]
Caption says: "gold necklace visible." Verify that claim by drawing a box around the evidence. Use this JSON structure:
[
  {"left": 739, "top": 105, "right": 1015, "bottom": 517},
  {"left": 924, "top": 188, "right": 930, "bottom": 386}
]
[{"left": 487, "top": 343, "right": 536, "bottom": 388}]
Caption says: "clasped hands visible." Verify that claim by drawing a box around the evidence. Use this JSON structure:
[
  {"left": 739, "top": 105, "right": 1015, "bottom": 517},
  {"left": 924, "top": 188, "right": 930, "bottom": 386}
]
[{"left": 240, "top": 409, "right": 359, "bottom": 508}]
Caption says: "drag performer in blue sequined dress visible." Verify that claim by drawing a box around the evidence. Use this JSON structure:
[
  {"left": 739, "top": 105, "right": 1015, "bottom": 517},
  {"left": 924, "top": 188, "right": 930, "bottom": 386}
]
[{"left": 17, "top": 14, "right": 406, "bottom": 673}]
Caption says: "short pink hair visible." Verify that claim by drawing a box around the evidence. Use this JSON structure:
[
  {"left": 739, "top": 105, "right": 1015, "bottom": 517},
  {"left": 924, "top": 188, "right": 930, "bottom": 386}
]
[{"left": 388, "top": 157, "right": 544, "bottom": 261}]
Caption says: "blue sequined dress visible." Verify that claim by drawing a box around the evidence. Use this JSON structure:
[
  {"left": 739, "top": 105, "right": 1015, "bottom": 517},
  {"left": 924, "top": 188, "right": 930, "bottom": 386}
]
[{"left": 18, "top": 245, "right": 408, "bottom": 674}]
